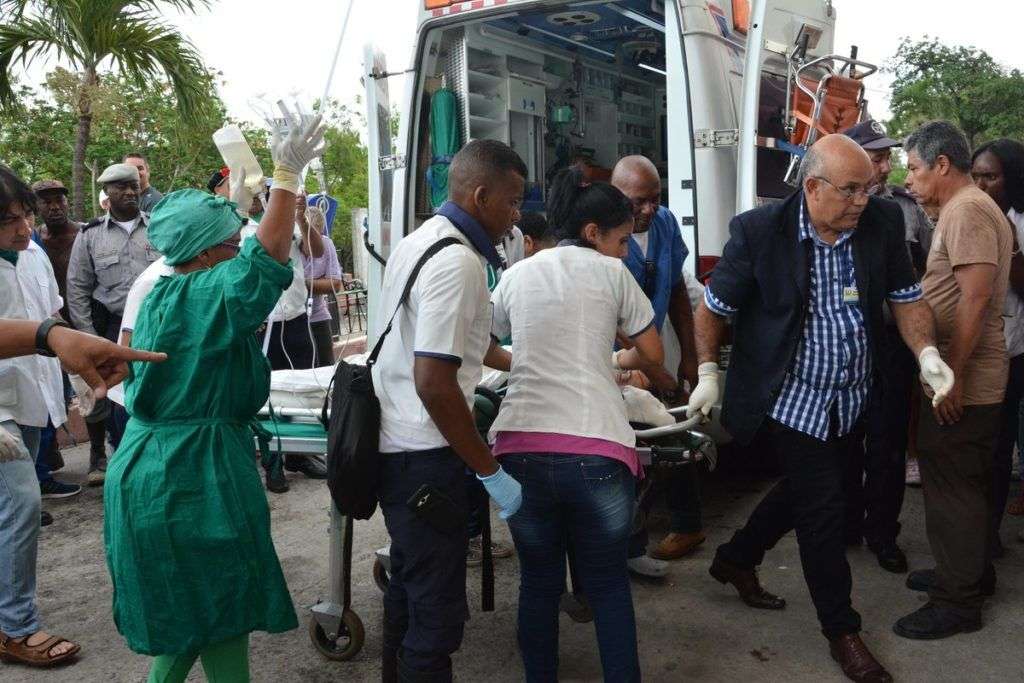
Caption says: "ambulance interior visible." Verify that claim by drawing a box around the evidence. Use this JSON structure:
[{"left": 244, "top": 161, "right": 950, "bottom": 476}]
[{"left": 411, "top": 1, "right": 673, "bottom": 221}]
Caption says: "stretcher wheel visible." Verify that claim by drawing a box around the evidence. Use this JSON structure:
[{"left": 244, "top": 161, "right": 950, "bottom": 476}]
[
  {"left": 373, "top": 557, "right": 391, "bottom": 593},
  {"left": 309, "top": 609, "right": 365, "bottom": 661}
]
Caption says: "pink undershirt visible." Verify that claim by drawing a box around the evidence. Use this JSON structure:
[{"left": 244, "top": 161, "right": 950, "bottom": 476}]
[{"left": 494, "top": 431, "right": 641, "bottom": 478}]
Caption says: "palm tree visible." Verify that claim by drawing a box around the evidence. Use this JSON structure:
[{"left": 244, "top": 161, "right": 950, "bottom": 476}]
[{"left": 0, "top": 1, "right": 211, "bottom": 218}]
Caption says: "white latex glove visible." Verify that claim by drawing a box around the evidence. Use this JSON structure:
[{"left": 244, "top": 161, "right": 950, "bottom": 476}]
[
  {"left": 611, "top": 349, "right": 625, "bottom": 371},
  {"left": 919, "top": 346, "right": 954, "bottom": 407},
  {"left": 228, "top": 166, "right": 258, "bottom": 214},
  {"left": 270, "top": 112, "right": 327, "bottom": 193},
  {"left": 0, "top": 427, "right": 26, "bottom": 464},
  {"left": 685, "top": 362, "right": 720, "bottom": 419}
]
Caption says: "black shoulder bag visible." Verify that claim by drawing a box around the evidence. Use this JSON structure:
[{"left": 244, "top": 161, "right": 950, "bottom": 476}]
[{"left": 322, "top": 237, "right": 462, "bottom": 519}]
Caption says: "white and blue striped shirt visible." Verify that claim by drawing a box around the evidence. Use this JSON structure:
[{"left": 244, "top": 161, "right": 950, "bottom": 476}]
[{"left": 706, "top": 202, "right": 922, "bottom": 440}]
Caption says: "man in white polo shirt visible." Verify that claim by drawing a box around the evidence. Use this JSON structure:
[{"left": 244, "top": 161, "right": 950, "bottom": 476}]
[{"left": 372, "top": 140, "right": 525, "bottom": 683}]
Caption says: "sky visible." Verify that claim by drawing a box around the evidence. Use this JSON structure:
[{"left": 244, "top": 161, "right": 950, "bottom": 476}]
[{"left": 12, "top": 0, "right": 1024, "bottom": 128}]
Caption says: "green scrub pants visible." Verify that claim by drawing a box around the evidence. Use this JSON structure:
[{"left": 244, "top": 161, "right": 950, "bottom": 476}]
[{"left": 147, "top": 634, "right": 249, "bottom": 682}]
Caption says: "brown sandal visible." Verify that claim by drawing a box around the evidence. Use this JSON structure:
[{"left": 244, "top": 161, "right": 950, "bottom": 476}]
[
  {"left": 1008, "top": 495, "right": 1024, "bottom": 516},
  {"left": 0, "top": 631, "right": 81, "bottom": 667}
]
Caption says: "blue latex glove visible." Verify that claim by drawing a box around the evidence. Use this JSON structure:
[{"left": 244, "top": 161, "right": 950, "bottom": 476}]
[{"left": 477, "top": 465, "right": 523, "bottom": 520}]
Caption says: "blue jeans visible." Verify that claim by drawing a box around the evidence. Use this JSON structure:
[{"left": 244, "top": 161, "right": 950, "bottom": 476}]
[
  {"left": 502, "top": 453, "right": 640, "bottom": 683},
  {"left": 0, "top": 421, "right": 42, "bottom": 637}
]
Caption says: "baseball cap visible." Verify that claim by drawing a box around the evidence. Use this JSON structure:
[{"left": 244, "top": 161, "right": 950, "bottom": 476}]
[
  {"left": 842, "top": 119, "right": 901, "bottom": 150},
  {"left": 31, "top": 179, "right": 69, "bottom": 195}
]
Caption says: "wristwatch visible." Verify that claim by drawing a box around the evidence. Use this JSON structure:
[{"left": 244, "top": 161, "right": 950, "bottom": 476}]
[{"left": 35, "top": 317, "right": 69, "bottom": 357}]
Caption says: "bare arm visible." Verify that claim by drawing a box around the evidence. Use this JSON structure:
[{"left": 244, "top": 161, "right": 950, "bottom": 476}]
[
  {"left": 668, "top": 282, "right": 698, "bottom": 385},
  {"left": 616, "top": 326, "right": 677, "bottom": 393},
  {"left": 694, "top": 300, "right": 728, "bottom": 364},
  {"left": 889, "top": 299, "right": 938, "bottom": 357},
  {"left": 483, "top": 338, "right": 512, "bottom": 372},
  {"left": 946, "top": 264, "right": 996, "bottom": 376},
  {"left": 414, "top": 356, "right": 498, "bottom": 476},
  {"left": 308, "top": 278, "right": 343, "bottom": 295},
  {"left": 0, "top": 319, "right": 165, "bottom": 396}
]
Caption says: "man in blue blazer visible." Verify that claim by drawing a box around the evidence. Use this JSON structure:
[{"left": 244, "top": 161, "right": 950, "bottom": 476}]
[{"left": 687, "top": 135, "right": 954, "bottom": 683}]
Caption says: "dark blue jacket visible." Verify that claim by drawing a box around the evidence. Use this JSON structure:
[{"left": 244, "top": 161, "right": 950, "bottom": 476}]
[{"left": 709, "top": 192, "right": 918, "bottom": 444}]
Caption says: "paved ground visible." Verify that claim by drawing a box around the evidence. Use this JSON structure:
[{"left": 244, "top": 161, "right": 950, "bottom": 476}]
[{"left": 9, "top": 444, "right": 1024, "bottom": 682}]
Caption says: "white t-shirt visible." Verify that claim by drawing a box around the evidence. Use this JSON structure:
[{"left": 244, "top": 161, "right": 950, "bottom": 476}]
[
  {"left": 113, "top": 217, "right": 140, "bottom": 234},
  {"left": 502, "top": 226, "right": 525, "bottom": 267},
  {"left": 121, "top": 256, "right": 174, "bottom": 333},
  {"left": 632, "top": 230, "right": 650, "bottom": 256},
  {"left": 488, "top": 245, "right": 655, "bottom": 447},
  {"left": 0, "top": 242, "right": 67, "bottom": 427},
  {"left": 1003, "top": 209, "right": 1024, "bottom": 358},
  {"left": 372, "top": 214, "right": 493, "bottom": 453},
  {"left": 241, "top": 223, "right": 308, "bottom": 323}
]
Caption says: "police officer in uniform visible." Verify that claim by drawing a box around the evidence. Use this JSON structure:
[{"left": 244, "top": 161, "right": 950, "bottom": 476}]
[
  {"left": 841, "top": 120, "right": 933, "bottom": 573},
  {"left": 66, "top": 163, "right": 160, "bottom": 480}
]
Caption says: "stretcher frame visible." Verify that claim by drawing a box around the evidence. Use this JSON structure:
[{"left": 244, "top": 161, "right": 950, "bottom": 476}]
[{"left": 255, "top": 404, "right": 715, "bottom": 662}]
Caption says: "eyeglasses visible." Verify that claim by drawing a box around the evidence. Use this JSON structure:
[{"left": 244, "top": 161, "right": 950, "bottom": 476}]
[{"left": 813, "top": 177, "right": 874, "bottom": 201}]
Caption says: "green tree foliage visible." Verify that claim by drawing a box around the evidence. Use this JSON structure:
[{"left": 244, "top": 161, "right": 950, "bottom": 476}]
[
  {"left": 885, "top": 37, "right": 1024, "bottom": 148},
  {"left": 307, "top": 98, "right": 369, "bottom": 271},
  {"left": 0, "top": 68, "right": 270, "bottom": 218},
  {"left": 0, "top": 0, "right": 212, "bottom": 218}
]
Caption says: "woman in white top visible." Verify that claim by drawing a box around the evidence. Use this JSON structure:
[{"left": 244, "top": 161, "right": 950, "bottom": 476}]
[
  {"left": 970, "top": 139, "right": 1024, "bottom": 544},
  {"left": 489, "top": 167, "right": 675, "bottom": 682}
]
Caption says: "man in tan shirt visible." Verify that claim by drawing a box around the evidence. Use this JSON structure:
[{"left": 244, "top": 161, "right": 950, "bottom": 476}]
[{"left": 895, "top": 121, "right": 1012, "bottom": 640}]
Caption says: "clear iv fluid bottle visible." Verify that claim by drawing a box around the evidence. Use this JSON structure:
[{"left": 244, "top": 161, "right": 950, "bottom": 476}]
[{"left": 212, "top": 125, "right": 265, "bottom": 194}]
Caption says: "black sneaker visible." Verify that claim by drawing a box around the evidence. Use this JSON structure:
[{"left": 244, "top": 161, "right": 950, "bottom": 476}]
[
  {"left": 39, "top": 479, "right": 82, "bottom": 499},
  {"left": 893, "top": 602, "right": 981, "bottom": 640}
]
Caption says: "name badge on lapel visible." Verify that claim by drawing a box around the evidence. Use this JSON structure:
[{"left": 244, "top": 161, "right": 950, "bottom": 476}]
[{"left": 843, "top": 286, "right": 859, "bottom": 304}]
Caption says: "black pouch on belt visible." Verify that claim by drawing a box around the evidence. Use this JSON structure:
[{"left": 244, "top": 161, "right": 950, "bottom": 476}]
[{"left": 406, "top": 484, "right": 464, "bottom": 535}]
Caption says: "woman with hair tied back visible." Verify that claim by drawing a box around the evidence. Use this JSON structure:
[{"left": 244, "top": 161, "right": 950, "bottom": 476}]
[{"left": 488, "top": 167, "right": 676, "bottom": 682}]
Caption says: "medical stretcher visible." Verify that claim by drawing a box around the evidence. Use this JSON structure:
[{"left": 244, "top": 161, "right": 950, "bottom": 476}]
[{"left": 256, "top": 387, "right": 716, "bottom": 662}]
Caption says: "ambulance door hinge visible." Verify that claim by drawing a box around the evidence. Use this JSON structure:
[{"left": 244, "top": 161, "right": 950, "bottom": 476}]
[{"left": 694, "top": 129, "right": 739, "bottom": 148}]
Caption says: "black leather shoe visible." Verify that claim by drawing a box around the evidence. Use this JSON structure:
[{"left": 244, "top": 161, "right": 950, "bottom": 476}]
[
  {"left": 709, "top": 556, "right": 786, "bottom": 610},
  {"left": 906, "top": 567, "right": 995, "bottom": 596},
  {"left": 265, "top": 465, "right": 289, "bottom": 494},
  {"left": 893, "top": 602, "right": 981, "bottom": 640},
  {"left": 868, "top": 542, "right": 908, "bottom": 574},
  {"left": 285, "top": 454, "right": 328, "bottom": 479}
]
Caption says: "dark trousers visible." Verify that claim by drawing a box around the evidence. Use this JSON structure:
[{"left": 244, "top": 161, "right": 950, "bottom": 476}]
[
  {"left": 91, "top": 305, "right": 128, "bottom": 453},
  {"left": 502, "top": 454, "right": 640, "bottom": 683},
  {"left": 845, "top": 327, "right": 914, "bottom": 546},
  {"left": 266, "top": 313, "right": 315, "bottom": 371},
  {"left": 627, "top": 465, "right": 702, "bottom": 557},
  {"left": 717, "top": 418, "right": 863, "bottom": 639},
  {"left": 992, "top": 354, "right": 1024, "bottom": 538},
  {"left": 310, "top": 319, "right": 335, "bottom": 368},
  {"left": 917, "top": 397, "right": 1001, "bottom": 617},
  {"left": 380, "top": 448, "right": 469, "bottom": 678}
]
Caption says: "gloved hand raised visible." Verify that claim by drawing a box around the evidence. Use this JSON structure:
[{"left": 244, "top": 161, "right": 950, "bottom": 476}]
[
  {"left": 685, "top": 362, "right": 720, "bottom": 420},
  {"left": 477, "top": 465, "right": 523, "bottom": 520},
  {"left": 0, "top": 428, "right": 26, "bottom": 464},
  {"left": 270, "top": 112, "right": 327, "bottom": 194},
  {"left": 229, "top": 167, "right": 260, "bottom": 215},
  {"left": 918, "top": 346, "right": 954, "bottom": 407}
]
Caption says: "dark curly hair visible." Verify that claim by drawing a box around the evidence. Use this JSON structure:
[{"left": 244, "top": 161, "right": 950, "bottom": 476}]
[{"left": 972, "top": 138, "right": 1024, "bottom": 213}]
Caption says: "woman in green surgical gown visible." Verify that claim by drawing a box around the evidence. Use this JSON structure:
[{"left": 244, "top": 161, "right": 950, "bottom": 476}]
[{"left": 103, "top": 117, "right": 325, "bottom": 682}]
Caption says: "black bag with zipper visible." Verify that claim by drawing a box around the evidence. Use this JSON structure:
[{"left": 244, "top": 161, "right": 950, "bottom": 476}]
[{"left": 322, "top": 237, "right": 463, "bottom": 519}]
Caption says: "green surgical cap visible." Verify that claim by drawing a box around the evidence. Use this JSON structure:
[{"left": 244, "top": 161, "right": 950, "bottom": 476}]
[{"left": 148, "top": 189, "right": 244, "bottom": 266}]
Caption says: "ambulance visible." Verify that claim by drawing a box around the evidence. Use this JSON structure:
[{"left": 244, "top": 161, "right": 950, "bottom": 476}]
[{"left": 361, "top": 0, "right": 878, "bottom": 313}]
